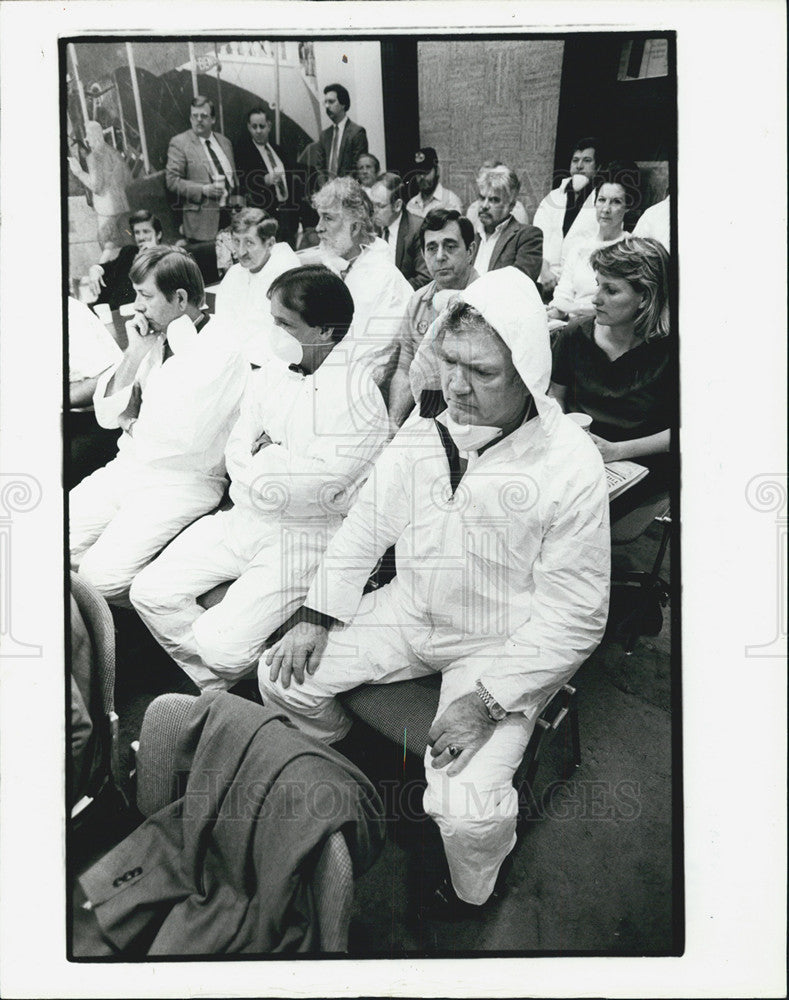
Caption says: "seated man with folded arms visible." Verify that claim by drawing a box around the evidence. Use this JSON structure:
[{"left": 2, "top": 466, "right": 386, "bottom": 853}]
[
  {"left": 386, "top": 208, "right": 478, "bottom": 431},
  {"left": 131, "top": 266, "right": 389, "bottom": 692},
  {"left": 213, "top": 207, "right": 300, "bottom": 364},
  {"left": 259, "top": 266, "right": 610, "bottom": 917},
  {"left": 312, "top": 176, "right": 413, "bottom": 390},
  {"left": 70, "top": 246, "right": 248, "bottom": 604}
]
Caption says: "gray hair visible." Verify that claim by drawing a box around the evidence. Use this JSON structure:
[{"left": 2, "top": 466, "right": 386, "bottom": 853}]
[
  {"left": 312, "top": 176, "right": 376, "bottom": 242},
  {"left": 477, "top": 164, "right": 520, "bottom": 205}
]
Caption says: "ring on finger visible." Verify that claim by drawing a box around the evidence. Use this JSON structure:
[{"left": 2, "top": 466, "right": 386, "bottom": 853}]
[{"left": 448, "top": 744, "right": 461, "bottom": 758}]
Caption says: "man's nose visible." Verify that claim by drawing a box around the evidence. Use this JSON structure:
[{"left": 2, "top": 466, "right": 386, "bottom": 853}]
[{"left": 449, "top": 368, "right": 470, "bottom": 393}]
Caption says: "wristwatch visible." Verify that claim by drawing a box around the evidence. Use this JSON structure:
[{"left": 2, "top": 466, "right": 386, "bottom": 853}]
[{"left": 475, "top": 680, "right": 508, "bottom": 722}]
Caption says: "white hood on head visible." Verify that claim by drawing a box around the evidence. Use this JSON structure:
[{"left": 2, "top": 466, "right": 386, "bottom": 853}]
[{"left": 456, "top": 266, "right": 560, "bottom": 429}]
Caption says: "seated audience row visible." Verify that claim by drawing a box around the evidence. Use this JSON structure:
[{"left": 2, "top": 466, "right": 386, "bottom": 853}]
[{"left": 69, "top": 165, "right": 672, "bottom": 920}]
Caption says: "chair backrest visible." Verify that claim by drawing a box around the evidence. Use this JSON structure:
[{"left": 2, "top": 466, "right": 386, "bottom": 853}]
[
  {"left": 70, "top": 571, "right": 116, "bottom": 717},
  {"left": 135, "top": 692, "right": 354, "bottom": 951}
]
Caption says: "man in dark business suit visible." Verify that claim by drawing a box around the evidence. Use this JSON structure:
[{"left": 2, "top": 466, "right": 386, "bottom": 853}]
[
  {"left": 472, "top": 163, "right": 542, "bottom": 282},
  {"left": 319, "top": 83, "right": 368, "bottom": 179},
  {"left": 234, "top": 106, "right": 299, "bottom": 247},
  {"left": 165, "top": 96, "right": 238, "bottom": 245},
  {"left": 369, "top": 172, "right": 430, "bottom": 290}
]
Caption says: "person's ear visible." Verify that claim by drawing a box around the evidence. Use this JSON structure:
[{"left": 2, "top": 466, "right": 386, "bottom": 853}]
[
  {"left": 393, "top": 198, "right": 404, "bottom": 215},
  {"left": 175, "top": 288, "right": 189, "bottom": 312},
  {"left": 318, "top": 325, "right": 334, "bottom": 343}
]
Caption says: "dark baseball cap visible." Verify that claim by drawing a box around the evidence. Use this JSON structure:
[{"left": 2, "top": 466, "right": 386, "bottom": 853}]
[{"left": 413, "top": 147, "right": 438, "bottom": 171}]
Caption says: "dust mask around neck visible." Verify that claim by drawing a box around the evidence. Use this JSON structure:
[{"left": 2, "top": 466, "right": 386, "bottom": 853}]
[{"left": 437, "top": 411, "right": 503, "bottom": 457}]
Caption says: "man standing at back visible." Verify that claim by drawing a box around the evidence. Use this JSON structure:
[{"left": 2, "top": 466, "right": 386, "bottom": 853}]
[
  {"left": 532, "top": 136, "right": 602, "bottom": 294},
  {"left": 320, "top": 84, "right": 368, "bottom": 179},
  {"left": 166, "top": 96, "right": 238, "bottom": 245},
  {"left": 234, "top": 105, "right": 299, "bottom": 248}
]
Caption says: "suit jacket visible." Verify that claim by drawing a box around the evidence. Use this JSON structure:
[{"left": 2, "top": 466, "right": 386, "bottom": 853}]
[
  {"left": 393, "top": 209, "right": 430, "bottom": 290},
  {"left": 165, "top": 129, "right": 238, "bottom": 241},
  {"left": 479, "top": 216, "right": 543, "bottom": 282},
  {"left": 234, "top": 133, "right": 293, "bottom": 214},
  {"left": 319, "top": 118, "right": 368, "bottom": 178}
]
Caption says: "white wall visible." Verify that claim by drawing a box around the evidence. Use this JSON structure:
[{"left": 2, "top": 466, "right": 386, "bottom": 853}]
[{"left": 313, "top": 41, "right": 386, "bottom": 170}]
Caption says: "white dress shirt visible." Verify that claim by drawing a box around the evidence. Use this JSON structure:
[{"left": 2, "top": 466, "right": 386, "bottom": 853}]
[
  {"left": 382, "top": 210, "right": 402, "bottom": 265},
  {"left": 254, "top": 142, "right": 288, "bottom": 201},
  {"left": 473, "top": 215, "right": 512, "bottom": 275},
  {"left": 327, "top": 117, "right": 348, "bottom": 174},
  {"left": 201, "top": 133, "right": 234, "bottom": 205}
]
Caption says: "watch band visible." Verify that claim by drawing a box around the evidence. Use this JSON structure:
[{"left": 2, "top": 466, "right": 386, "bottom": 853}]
[{"left": 475, "top": 680, "right": 508, "bottom": 722}]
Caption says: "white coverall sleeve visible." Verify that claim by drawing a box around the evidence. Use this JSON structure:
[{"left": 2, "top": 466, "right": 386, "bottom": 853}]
[
  {"left": 92, "top": 364, "right": 134, "bottom": 429},
  {"left": 304, "top": 438, "right": 413, "bottom": 624},
  {"left": 549, "top": 243, "right": 582, "bottom": 314},
  {"left": 474, "top": 467, "right": 611, "bottom": 720},
  {"left": 131, "top": 346, "right": 248, "bottom": 467},
  {"left": 348, "top": 271, "right": 413, "bottom": 381},
  {"left": 228, "top": 390, "right": 388, "bottom": 520},
  {"left": 531, "top": 193, "right": 552, "bottom": 236}
]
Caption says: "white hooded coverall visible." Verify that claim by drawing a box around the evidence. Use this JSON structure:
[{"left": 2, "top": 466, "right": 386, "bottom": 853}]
[
  {"left": 70, "top": 316, "right": 248, "bottom": 604},
  {"left": 131, "top": 350, "right": 389, "bottom": 691},
  {"left": 258, "top": 267, "right": 611, "bottom": 905}
]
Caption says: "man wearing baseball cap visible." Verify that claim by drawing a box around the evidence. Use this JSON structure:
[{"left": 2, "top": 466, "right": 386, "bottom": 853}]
[{"left": 406, "top": 147, "right": 464, "bottom": 218}]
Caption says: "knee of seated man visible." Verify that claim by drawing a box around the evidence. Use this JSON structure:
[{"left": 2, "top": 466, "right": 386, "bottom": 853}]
[
  {"left": 128, "top": 563, "right": 168, "bottom": 614},
  {"left": 192, "top": 610, "right": 261, "bottom": 677},
  {"left": 424, "top": 767, "right": 515, "bottom": 829},
  {"left": 78, "top": 546, "right": 131, "bottom": 602}
]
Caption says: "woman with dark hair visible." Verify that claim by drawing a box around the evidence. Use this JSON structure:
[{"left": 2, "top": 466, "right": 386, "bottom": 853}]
[
  {"left": 547, "top": 162, "right": 641, "bottom": 322},
  {"left": 550, "top": 236, "right": 672, "bottom": 509}
]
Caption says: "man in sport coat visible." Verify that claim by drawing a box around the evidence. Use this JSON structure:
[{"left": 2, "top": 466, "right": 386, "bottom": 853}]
[
  {"left": 166, "top": 96, "right": 238, "bottom": 244},
  {"left": 319, "top": 83, "right": 368, "bottom": 179},
  {"left": 472, "top": 163, "right": 542, "bottom": 283},
  {"left": 369, "top": 172, "right": 430, "bottom": 289}
]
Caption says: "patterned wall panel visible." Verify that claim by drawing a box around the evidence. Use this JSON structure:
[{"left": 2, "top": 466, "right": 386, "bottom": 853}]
[{"left": 417, "top": 40, "right": 564, "bottom": 219}]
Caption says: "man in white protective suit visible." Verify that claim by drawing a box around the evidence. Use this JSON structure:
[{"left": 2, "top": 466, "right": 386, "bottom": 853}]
[
  {"left": 311, "top": 175, "right": 413, "bottom": 394},
  {"left": 259, "top": 266, "right": 611, "bottom": 917},
  {"left": 130, "top": 265, "right": 389, "bottom": 692},
  {"left": 70, "top": 246, "right": 248, "bottom": 605}
]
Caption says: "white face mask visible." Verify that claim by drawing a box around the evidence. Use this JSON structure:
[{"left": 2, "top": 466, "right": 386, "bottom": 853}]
[
  {"left": 165, "top": 312, "right": 198, "bottom": 354},
  {"left": 268, "top": 325, "right": 303, "bottom": 367},
  {"left": 570, "top": 173, "right": 591, "bottom": 192},
  {"left": 438, "top": 411, "right": 503, "bottom": 456}
]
